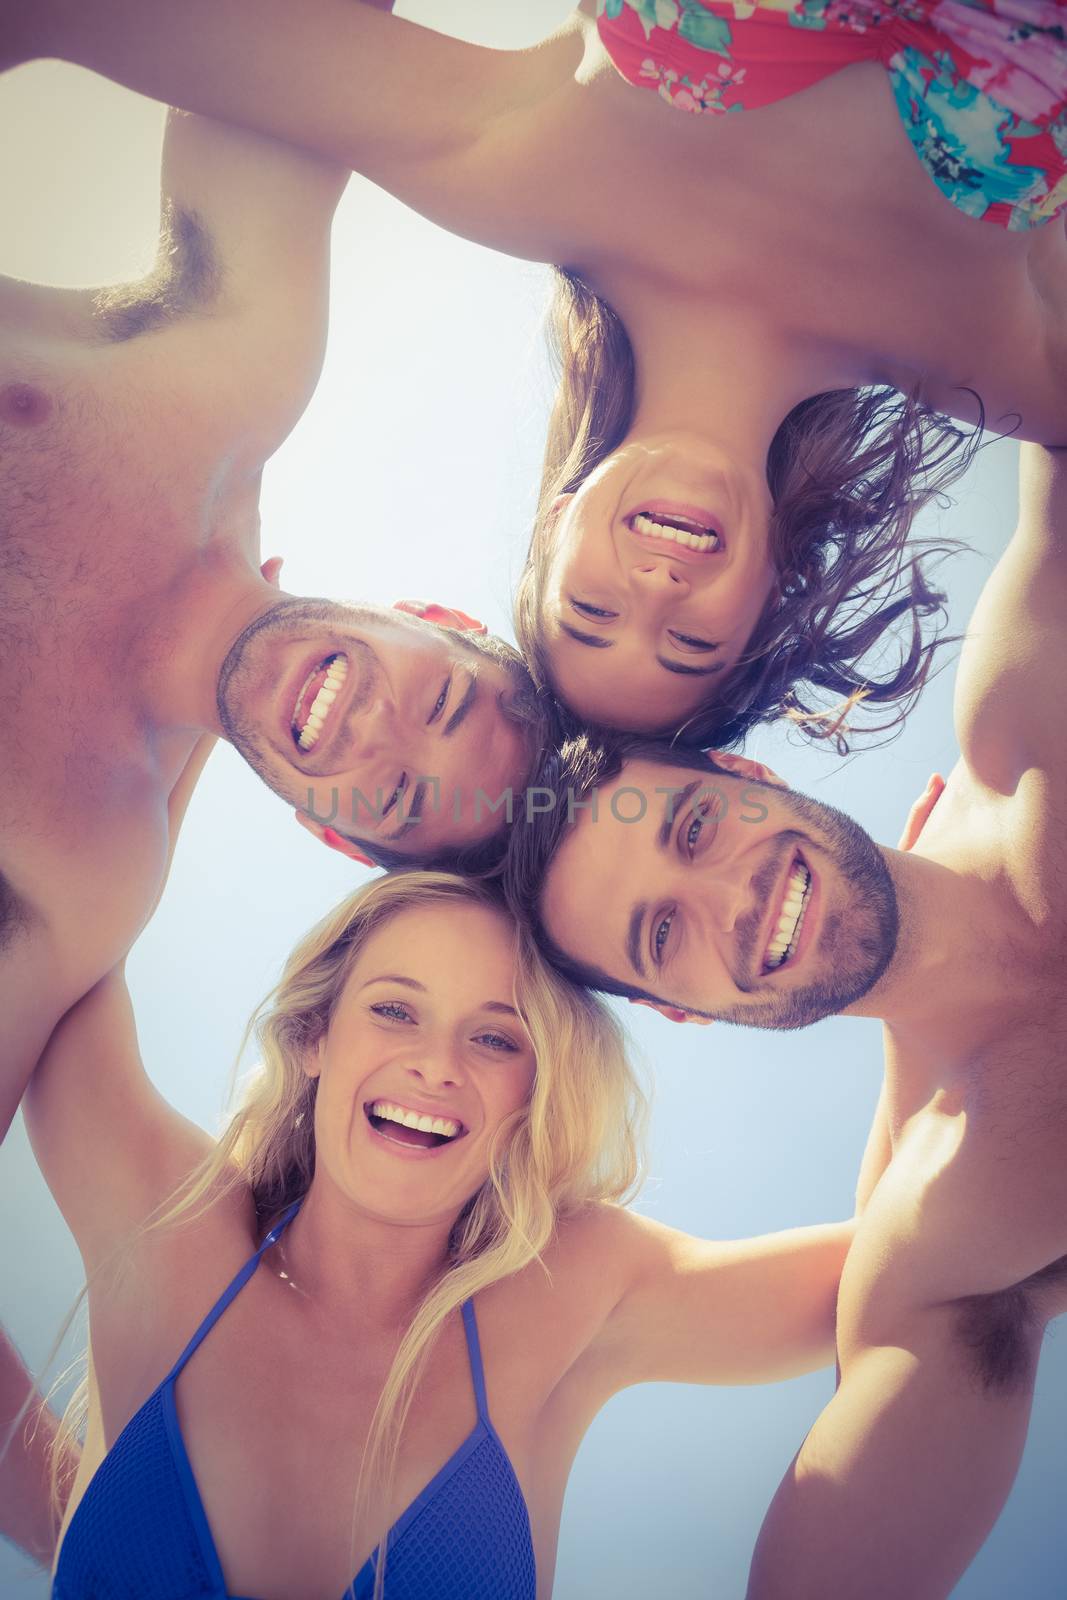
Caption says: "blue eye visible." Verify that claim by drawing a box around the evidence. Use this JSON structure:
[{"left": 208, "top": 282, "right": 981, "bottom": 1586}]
[
  {"left": 474, "top": 1031, "right": 519, "bottom": 1052},
  {"left": 653, "top": 911, "right": 674, "bottom": 964},
  {"left": 370, "top": 1002, "right": 414, "bottom": 1023},
  {"left": 572, "top": 598, "right": 618, "bottom": 620}
]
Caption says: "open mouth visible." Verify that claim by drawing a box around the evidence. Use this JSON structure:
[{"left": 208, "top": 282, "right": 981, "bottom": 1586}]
[
  {"left": 626, "top": 503, "right": 723, "bottom": 555},
  {"left": 365, "top": 1099, "right": 467, "bottom": 1152},
  {"left": 291, "top": 653, "right": 348, "bottom": 752},
  {"left": 761, "top": 856, "right": 813, "bottom": 974}
]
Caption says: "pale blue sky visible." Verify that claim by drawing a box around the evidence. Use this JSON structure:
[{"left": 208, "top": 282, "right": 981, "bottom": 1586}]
[{"left": 1, "top": 7, "right": 1063, "bottom": 1596}]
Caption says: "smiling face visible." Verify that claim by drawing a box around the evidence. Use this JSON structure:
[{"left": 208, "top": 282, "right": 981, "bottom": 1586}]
[
  {"left": 539, "top": 757, "right": 899, "bottom": 1029},
  {"left": 216, "top": 599, "right": 531, "bottom": 856},
  {"left": 541, "top": 435, "right": 776, "bottom": 732},
  {"left": 308, "top": 900, "right": 537, "bottom": 1226}
]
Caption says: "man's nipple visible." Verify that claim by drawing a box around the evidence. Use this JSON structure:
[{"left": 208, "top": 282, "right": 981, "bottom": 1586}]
[{"left": 0, "top": 382, "right": 53, "bottom": 427}]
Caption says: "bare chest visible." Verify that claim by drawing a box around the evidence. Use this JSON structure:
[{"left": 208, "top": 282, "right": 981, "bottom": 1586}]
[
  {"left": 88, "top": 1242, "right": 608, "bottom": 1600},
  {"left": 0, "top": 358, "right": 211, "bottom": 1028},
  {"left": 99, "top": 1285, "right": 529, "bottom": 1600},
  {"left": 569, "top": 56, "right": 1063, "bottom": 436}
]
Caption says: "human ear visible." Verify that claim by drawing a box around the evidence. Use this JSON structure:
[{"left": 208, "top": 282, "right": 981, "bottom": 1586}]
[
  {"left": 546, "top": 493, "right": 574, "bottom": 536},
  {"left": 293, "top": 809, "right": 376, "bottom": 868},
  {"left": 897, "top": 773, "right": 945, "bottom": 851},
  {"left": 260, "top": 556, "right": 284, "bottom": 587},
  {"left": 703, "top": 748, "right": 787, "bottom": 789},
  {"left": 392, "top": 599, "right": 487, "bottom": 635},
  {"left": 629, "top": 997, "right": 714, "bottom": 1026},
  {"left": 303, "top": 1035, "right": 326, "bottom": 1081}
]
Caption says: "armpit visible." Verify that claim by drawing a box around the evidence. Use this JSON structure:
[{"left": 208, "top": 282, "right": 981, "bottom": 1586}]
[
  {"left": 93, "top": 206, "right": 221, "bottom": 343},
  {"left": 0, "top": 869, "right": 32, "bottom": 953},
  {"left": 955, "top": 1253, "right": 1067, "bottom": 1394}
]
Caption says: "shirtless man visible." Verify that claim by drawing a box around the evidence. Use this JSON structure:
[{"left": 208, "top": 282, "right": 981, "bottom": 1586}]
[
  {"left": 0, "top": 47, "right": 543, "bottom": 1556},
  {"left": 0, "top": 76, "right": 544, "bottom": 1116},
  {"left": 506, "top": 439, "right": 1067, "bottom": 1595}
]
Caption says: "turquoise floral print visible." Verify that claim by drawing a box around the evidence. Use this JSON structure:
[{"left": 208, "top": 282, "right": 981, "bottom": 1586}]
[{"left": 597, "top": 0, "right": 1067, "bottom": 227}]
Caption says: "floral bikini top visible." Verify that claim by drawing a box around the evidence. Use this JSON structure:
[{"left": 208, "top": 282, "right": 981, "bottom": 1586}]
[{"left": 595, "top": 0, "right": 1067, "bottom": 228}]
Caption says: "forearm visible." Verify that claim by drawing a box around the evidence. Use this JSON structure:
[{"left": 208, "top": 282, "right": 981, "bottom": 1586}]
[
  {"left": 747, "top": 1309, "right": 1040, "bottom": 1600},
  {"left": 27, "top": 0, "right": 492, "bottom": 177},
  {"left": 0, "top": 1327, "right": 73, "bottom": 1566}
]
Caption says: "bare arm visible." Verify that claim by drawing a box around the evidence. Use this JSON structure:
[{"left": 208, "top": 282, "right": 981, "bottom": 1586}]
[
  {"left": 91, "top": 101, "right": 352, "bottom": 471},
  {"left": 746, "top": 1301, "right": 1046, "bottom": 1600},
  {"left": 23, "top": 966, "right": 216, "bottom": 1276},
  {"left": 953, "top": 442, "right": 1067, "bottom": 788},
  {"left": 586, "top": 1209, "right": 854, "bottom": 1393},
  {"left": 748, "top": 1085, "right": 1067, "bottom": 1600},
  {"left": 0, "top": 1329, "right": 74, "bottom": 1567},
  {"left": 19, "top": 0, "right": 584, "bottom": 262},
  {"left": 21, "top": 743, "right": 220, "bottom": 1266}
]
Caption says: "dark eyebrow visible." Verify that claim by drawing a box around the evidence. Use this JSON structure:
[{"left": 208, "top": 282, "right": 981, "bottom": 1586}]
[
  {"left": 626, "top": 901, "right": 648, "bottom": 980},
  {"left": 561, "top": 622, "right": 724, "bottom": 672},
  {"left": 624, "top": 785, "right": 703, "bottom": 981},
  {"left": 560, "top": 622, "right": 614, "bottom": 650},
  {"left": 363, "top": 974, "right": 427, "bottom": 991},
  {"left": 444, "top": 671, "right": 478, "bottom": 736},
  {"left": 385, "top": 781, "right": 427, "bottom": 843},
  {"left": 655, "top": 656, "right": 726, "bottom": 677},
  {"left": 657, "top": 780, "right": 701, "bottom": 850}
]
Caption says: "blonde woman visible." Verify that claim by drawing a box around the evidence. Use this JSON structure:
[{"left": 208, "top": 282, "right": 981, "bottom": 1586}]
[{"left": 25, "top": 872, "right": 864, "bottom": 1599}]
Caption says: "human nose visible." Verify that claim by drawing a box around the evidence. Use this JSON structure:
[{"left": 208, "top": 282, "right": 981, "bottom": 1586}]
[
  {"left": 628, "top": 560, "right": 691, "bottom": 600},
  {"left": 698, "top": 868, "right": 748, "bottom": 936},
  {"left": 348, "top": 690, "right": 398, "bottom": 765},
  {"left": 406, "top": 1043, "right": 465, "bottom": 1093}
]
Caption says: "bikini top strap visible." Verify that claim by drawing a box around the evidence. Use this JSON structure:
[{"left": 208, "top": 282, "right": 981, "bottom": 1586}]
[
  {"left": 162, "top": 1199, "right": 303, "bottom": 1385},
  {"left": 460, "top": 1298, "right": 491, "bottom": 1426}
]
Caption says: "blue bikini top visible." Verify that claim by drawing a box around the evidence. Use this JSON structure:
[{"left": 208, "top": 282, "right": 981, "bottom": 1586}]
[{"left": 53, "top": 1202, "right": 536, "bottom": 1599}]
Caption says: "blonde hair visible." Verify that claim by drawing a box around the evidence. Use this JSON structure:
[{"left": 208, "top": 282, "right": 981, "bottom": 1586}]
[{"left": 55, "top": 872, "right": 646, "bottom": 1597}]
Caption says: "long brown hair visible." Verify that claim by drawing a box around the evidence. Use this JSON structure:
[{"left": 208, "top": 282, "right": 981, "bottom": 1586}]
[{"left": 514, "top": 268, "right": 985, "bottom": 753}]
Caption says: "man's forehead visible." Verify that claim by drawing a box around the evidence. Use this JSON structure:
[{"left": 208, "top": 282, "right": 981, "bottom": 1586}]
[
  {"left": 541, "top": 818, "right": 604, "bottom": 942},
  {"left": 543, "top": 758, "right": 724, "bottom": 910}
]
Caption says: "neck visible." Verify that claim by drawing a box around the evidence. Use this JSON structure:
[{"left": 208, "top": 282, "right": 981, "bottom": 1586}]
[
  {"left": 621, "top": 291, "right": 877, "bottom": 466},
  {"left": 132, "top": 542, "right": 277, "bottom": 736},
  {"left": 121, "top": 465, "right": 275, "bottom": 735},
  {"left": 848, "top": 847, "right": 999, "bottom": 1039},
  {"left": 277, "top": 1177, "right": 456, "bottom": 1333}
]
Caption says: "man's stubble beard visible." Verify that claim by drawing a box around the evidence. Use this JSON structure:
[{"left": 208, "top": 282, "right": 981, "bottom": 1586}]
[
  {"left": 215, "top": 596, "right": 381, "bottom": 803},
  {"left": 710, "top": 786, "right": 900, "bottom": 1032}
]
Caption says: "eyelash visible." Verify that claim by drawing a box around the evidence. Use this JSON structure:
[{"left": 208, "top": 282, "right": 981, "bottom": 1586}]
[
  {"left": 428, "top": 676, "right": 449, "bottom": 724},
  {"left": 369, "top": 1004, "right": 519, "bottom": 1052},
  {"left": 474, "top": 1032, "right": 520, "bottom": 1053},
  {"left": 371, "top": 1002, "right": 414, "bottom": 1023},
  {"left": 670, "top": 630, "right": 716, "bottom": 650},
  {"left": 572, "top": 598, "right": 618, "bottom": 620},
  {"left": 652, "top": 910, "right": 674, "bottom": 964}
]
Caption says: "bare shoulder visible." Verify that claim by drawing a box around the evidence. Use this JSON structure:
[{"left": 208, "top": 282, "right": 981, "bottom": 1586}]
[
  {"left": 951, "top": 443, "right": 1067, "bottom": 801},
  {"left": 474, "top": 1205, "right": 640, "bottom": 1390},
  {"left": 549, "top": 1200, "right": 654, "bottom": 1285},
  {"left": 840, "top": 1062, "right": 1067, "bottom": 1356},
  {"left": 88, "top": 1179, "right": 259, "bottom": 1426}
]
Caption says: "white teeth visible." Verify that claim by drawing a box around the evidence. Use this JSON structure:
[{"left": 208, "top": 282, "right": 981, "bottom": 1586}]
[
  {"left": 764, "top": 864, "right": 812, "bottom": 971},
  {"left": 295, "top": 655, "right": 349, "bottom": 750},
  {"left": 631, "top": 513, "right": 719, "bottom": 553},
  {"left": 369, "top": 1100, "right": 462, "bottom": 1141}
]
